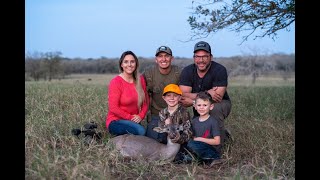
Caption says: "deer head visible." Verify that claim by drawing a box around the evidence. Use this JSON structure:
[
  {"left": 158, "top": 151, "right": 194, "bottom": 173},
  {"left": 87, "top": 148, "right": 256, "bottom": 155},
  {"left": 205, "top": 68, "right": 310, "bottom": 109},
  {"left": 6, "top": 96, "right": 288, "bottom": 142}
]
[{"left": 153, "top": 124, "right": 184, "bottom": 143}]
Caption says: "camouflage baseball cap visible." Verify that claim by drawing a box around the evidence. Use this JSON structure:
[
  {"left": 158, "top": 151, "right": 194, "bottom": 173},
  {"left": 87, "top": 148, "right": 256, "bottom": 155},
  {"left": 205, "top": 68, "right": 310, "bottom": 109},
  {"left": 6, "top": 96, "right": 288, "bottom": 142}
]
[
  {"left": 194, "top": 41, "right": 211, "bottom": 54},
  {"left": 155, "top": 46, "right": 172, "bottom": 56}
]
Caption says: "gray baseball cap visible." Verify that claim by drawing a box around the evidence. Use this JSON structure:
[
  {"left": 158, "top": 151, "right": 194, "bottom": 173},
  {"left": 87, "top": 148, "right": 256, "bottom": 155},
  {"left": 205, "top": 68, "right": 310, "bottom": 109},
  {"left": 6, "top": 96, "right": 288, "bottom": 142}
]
[
  {"left": 194, "top": 41, "right": 211, "bottom": 54},
  {"left": 155, "top": 46, "right": 172, "bottom": 56}
]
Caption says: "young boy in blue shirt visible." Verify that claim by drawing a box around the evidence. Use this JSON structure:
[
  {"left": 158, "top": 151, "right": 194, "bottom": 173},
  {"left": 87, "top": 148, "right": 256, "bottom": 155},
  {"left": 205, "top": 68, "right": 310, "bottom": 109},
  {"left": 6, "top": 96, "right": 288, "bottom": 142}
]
[{"left": 187, "top": 91, "right": 224, "bottom": 167}]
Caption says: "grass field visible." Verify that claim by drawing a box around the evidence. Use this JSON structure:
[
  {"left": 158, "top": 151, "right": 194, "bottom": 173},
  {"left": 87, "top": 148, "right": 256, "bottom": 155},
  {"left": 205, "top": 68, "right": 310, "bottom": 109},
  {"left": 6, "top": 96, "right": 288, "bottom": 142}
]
[
  {"left": 25, "top": 74, "right": 295, "bottom": 179},
  {"left": 48, "top": 73, "right": 295, "bottom": 87}
]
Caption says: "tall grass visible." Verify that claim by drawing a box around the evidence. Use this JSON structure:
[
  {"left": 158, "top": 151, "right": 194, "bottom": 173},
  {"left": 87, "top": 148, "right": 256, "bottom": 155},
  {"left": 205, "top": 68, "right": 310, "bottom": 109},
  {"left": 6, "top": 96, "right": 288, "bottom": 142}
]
[{"left": 25, "top": 78, "right": 295, "bottom": 179}]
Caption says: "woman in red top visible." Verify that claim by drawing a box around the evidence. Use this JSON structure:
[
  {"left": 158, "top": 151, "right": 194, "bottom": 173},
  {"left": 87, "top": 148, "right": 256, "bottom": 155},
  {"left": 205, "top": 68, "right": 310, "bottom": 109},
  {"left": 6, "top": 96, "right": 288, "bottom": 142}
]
[{"left": 106, "top": 51, "right": 149, "bottom": 136}]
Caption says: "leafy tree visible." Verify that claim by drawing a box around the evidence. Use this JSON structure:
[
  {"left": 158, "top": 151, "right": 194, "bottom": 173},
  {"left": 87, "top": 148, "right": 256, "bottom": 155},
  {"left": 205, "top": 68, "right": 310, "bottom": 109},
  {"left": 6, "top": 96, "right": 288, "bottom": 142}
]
[{"left": 188, "top": 0, "right": 295, "bottom": 43}]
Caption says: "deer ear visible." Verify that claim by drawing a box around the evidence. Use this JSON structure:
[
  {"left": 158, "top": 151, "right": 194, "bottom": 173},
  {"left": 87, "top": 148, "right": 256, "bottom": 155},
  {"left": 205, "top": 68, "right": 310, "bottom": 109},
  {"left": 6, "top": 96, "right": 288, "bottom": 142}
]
[{"left": 153, "top": 127, "right": 166, "bottom": 133}]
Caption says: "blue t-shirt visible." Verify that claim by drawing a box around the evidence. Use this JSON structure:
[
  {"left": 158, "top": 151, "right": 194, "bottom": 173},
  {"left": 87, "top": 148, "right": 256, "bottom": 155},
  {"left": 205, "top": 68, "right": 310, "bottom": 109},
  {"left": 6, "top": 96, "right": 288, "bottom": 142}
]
[{"left": 191, "top": 115, "right": 220, "bottom": 138}]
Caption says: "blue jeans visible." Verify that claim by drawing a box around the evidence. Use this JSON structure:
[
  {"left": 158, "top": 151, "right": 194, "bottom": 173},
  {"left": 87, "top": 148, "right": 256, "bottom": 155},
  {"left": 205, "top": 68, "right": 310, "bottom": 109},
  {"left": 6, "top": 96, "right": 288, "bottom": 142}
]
[
  {"left": 187, "top": 140, "right": 220, "bottom": 160},
  {"left": 108, "top": 120, "right": 146, "bottom": 136},
  {"left": 145, "top": 115, "right": 167, "bottom": 144}
]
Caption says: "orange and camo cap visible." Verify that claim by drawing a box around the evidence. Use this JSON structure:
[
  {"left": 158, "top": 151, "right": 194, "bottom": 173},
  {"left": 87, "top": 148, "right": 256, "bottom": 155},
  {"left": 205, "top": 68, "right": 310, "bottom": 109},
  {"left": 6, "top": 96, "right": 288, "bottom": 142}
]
[{"left": 162, "top": 84, "right": 182, "bottom": 95}]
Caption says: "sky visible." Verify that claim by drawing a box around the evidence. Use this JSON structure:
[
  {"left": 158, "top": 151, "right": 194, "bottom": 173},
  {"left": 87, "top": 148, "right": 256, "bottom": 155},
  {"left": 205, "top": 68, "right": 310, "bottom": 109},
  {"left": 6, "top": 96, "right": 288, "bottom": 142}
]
[{"left": 25, "top": 0, "right": 295, "bottom": 59}]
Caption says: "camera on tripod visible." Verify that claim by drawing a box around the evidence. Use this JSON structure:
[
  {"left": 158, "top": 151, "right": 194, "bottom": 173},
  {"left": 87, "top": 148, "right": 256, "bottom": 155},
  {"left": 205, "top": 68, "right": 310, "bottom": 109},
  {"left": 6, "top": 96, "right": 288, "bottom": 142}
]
[{"left": 71, "top": 121, "right": 102, "bottom": 140}]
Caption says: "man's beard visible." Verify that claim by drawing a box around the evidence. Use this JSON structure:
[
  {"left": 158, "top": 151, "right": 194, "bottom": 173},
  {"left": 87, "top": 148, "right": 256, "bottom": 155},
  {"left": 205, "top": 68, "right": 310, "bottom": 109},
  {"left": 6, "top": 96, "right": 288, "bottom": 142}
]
[{"left": 197, "top": 61, "right": 211, "bottom": 72}]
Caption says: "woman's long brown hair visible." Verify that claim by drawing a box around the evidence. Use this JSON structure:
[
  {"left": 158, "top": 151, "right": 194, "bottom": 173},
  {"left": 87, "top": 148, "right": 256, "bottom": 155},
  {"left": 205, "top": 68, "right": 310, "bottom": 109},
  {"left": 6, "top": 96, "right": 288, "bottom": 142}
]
[{"left": 118, "top": 51, "right": 145, "bottom": 108}]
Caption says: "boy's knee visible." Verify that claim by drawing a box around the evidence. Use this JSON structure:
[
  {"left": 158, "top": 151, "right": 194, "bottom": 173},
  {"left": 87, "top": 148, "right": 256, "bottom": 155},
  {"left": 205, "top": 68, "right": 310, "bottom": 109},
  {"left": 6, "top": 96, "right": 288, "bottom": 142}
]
[{"left": 187, "top": 140, "right": 195, "bottom": 149}]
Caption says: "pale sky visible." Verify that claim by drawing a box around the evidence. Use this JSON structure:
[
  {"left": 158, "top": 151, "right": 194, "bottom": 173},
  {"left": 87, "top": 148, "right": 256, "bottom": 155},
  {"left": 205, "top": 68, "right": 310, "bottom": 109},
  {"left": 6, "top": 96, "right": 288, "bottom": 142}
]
[{"left": 25, "top": 0, "right": 295, "bottom": 59}]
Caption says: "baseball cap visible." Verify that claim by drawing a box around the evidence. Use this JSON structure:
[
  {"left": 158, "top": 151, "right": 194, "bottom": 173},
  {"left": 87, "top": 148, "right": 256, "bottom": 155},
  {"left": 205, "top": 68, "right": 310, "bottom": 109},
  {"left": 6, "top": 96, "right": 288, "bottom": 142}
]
[
  {"left": 194, "top": 41, "right": 211, "bottom": 54},
  {"left": 155, "top": 46, "right": 172, "bottom": 56},
  {"left": 162, "top": 84, "right": 182, "bottom": 96}
]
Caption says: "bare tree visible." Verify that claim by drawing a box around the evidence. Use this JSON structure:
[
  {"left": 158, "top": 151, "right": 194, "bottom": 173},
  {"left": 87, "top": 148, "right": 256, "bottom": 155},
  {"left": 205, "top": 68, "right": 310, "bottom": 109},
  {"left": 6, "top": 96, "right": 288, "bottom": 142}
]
[
  {"left": 25, "top": 51, "right": 46, "bottom": 81},
  {"left": 188, "top": 0, "right": 295, "bottom": 43},
  {"left": 44, "top": 52, "right": 63, "bottom": 81}
]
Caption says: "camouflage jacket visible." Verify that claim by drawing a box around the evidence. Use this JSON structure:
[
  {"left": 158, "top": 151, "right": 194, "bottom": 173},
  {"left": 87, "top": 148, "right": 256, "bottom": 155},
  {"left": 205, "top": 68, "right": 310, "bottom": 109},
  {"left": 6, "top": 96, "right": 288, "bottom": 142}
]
[{"left": 158, "top": 104, "right": 192, "bottom": 144}]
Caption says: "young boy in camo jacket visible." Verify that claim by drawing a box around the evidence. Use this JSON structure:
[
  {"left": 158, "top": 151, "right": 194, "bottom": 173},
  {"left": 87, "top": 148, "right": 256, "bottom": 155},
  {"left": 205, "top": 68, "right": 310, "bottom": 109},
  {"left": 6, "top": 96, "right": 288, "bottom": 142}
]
[
  {"left": 156, "top": 84, "right": 193, "bottom": 163},
  {"left": 157, "top": 84, "right": 192, "bottom": 145}
]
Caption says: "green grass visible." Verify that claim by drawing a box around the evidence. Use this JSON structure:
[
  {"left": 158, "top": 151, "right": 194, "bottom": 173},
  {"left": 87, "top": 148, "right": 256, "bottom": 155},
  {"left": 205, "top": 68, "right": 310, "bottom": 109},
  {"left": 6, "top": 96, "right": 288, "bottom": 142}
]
[{"left": 25, "top": 75, "right": 295, "bottom": 179}]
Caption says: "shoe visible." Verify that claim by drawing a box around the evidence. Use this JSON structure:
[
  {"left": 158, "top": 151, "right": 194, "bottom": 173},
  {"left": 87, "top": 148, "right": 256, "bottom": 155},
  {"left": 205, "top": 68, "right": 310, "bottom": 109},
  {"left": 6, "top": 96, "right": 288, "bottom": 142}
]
[
  {"left": 201, "top": 157, "right": 224, "bottom": 168},
  {"left": 173, "top": 152, "right": 184, "bottom": 164},
  {"left": 173, "top": 153, "right": 193, "bottom": 164},
  {"left": 225, "top": 128, "right": 234, "bottom": 142},
  {"left": 182, "top": 154, "right": 193, "bottom": 164},
  {"left": 208, "top": 158, "right": 224, "bottom": 167}
]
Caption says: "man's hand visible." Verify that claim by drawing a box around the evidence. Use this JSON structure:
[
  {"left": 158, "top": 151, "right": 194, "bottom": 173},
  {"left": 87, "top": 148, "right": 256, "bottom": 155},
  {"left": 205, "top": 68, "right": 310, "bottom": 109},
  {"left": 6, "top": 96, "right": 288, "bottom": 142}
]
[
  {"left": 179, "top": 85, "right": 196, "bottom": 107},
  {"left": 180, "top": 96, "right": 193, "bottom": 107},
  {"left": 207, "top": 87, "right": 224, "bottom": 103}
]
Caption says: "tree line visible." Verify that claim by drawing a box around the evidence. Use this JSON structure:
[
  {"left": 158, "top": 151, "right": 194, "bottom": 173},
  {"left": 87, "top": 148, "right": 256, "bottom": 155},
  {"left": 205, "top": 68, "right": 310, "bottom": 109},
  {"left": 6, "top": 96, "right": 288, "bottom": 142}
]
[{"left": 25, "top": 51, "right": 294, "bottom": 82}]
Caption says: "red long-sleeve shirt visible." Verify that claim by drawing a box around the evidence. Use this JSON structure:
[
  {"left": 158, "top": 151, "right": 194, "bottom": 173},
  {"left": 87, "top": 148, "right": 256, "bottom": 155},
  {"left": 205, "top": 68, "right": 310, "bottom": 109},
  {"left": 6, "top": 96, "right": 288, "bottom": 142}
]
[{"left": 106, "top": 75, "right": 149, "bottom": 128}]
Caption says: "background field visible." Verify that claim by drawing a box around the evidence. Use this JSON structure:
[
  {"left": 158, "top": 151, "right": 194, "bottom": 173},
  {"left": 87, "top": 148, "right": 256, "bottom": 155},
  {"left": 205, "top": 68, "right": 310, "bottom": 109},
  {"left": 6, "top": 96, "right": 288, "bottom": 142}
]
[
  {"left": 48, "top": 73, "right": 295, "bottom": 87},
  {"left": 25, "top": 74, "right": 295, "bottom": 179}
]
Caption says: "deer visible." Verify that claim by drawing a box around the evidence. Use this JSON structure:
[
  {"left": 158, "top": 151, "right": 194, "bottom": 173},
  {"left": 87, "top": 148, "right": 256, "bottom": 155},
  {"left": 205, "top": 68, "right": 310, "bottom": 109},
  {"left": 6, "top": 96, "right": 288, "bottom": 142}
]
[{"left": 108, "top": 124, "right": 185, "bottom": 162}]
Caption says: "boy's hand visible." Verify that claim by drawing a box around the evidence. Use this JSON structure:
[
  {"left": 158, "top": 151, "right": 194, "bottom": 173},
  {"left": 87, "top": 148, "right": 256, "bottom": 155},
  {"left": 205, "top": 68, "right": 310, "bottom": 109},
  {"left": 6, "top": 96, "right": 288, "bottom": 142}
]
[
  {"left": 193, "top": 137, "right": 201, "bottom": 141},
  {"left": 164, "top": 118, "right": 171, "bottom": 125}
]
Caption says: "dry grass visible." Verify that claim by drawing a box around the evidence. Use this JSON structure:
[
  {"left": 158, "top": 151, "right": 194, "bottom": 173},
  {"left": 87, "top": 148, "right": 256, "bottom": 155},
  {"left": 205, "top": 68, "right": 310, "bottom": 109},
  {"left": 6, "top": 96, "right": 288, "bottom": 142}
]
[
  {"left": 50, "top": 74, "right": 118, "bottom": 85},
  {"left": 229, "top": 75, "right": 295, "bottom": 87},
  {"left": 50, "top": 73, "right": 295, "bottom": 87},
  {"left": 25, "top": 74, "right": 295, "bottom": 179}
]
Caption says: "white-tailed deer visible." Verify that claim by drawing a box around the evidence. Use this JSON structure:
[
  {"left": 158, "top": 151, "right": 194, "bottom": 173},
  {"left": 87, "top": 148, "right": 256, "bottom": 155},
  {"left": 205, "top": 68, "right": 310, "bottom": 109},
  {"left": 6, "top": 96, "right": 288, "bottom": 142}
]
[{"left": 109, "top": 124, "right": 184, "bottom": 162}]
